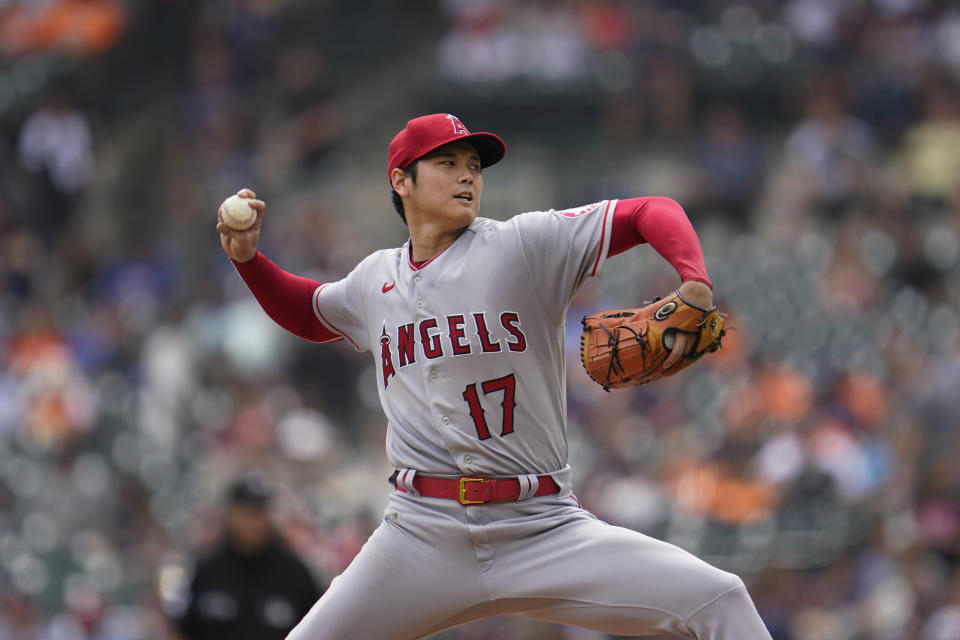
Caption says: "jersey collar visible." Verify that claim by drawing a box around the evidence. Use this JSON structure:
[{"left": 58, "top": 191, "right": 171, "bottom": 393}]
[{"left": 404, "top": 220, "right": 481, "bottom": 272}]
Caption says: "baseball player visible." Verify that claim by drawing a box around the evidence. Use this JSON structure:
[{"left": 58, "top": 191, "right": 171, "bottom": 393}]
[{"left": 217, "top": 114, "right": 772, "bottom": 639}]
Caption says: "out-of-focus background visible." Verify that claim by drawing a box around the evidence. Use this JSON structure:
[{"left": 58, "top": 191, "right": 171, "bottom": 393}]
[{"left": 1, "top": 0, "right": 959, "bottom": 638}]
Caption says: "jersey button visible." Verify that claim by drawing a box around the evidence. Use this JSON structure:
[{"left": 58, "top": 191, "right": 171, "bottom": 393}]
[
  {"left": 413, "top": 276, "right": 422, "bottom": 285},
  {"left": 442, "top": 416, "right": 450, "bottom": 425},
  {"left": 430, "top": 369, "right": 438, "bottom": 379},
  {"left": 464, "top": 455, "right": 472, "bottom": 463},
  {"left": 416, "top": 299, "right": 424, "bottom": 308}
]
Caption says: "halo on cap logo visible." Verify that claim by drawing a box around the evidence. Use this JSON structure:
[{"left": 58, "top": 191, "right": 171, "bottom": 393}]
[
  {"left": 654, "top": 301, "right": 678, "bottom": 321},
  {"left": 447, "top": 114, "right": 468, "bottom": 134}
]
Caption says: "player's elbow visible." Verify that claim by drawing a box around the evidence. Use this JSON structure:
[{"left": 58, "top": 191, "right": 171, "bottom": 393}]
[{"left": 644, "top": 196, "right": 687, "bottom": 217}]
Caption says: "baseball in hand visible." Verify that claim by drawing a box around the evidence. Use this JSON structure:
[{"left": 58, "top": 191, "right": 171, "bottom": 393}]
[{"left": 220, "top": 194, "right": 257, "bottom": 230}]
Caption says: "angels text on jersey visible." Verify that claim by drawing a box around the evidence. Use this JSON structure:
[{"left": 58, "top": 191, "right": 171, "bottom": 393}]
[{"left": 379, "top": 310, "right": 527, "bottom": 388}]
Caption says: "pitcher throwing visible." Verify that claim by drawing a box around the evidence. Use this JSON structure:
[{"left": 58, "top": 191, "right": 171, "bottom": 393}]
[{"left": 217, "top": 113, "right": 772, "bottom": 639}]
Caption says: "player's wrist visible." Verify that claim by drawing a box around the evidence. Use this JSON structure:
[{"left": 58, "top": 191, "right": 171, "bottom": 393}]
[
  {"left": 677, "top": 280, "right": 713, "bottom": 309},
  {"left": 231, "top": 249, "right": 260, "bottom": 266},
  {"left": 680, "top": 277, "right": 713, "bottom": 290}
]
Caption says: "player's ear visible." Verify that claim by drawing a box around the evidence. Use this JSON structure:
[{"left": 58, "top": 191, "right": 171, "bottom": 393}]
[{"left": 390, "top": 168, "right": 411, "bottom": 197}]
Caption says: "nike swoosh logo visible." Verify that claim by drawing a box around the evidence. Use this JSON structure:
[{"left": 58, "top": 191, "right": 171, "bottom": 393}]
[{"left": 382, "top": 281, "right": 395, "bottom": 293}]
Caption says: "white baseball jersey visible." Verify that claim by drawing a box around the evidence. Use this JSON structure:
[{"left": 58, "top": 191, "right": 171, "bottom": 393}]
[
  {"left": 312, "top": 200, "right": 617, "bottom": 477},
  {"left": 284, "top": 198, "right": 773, "bottom": 640}
]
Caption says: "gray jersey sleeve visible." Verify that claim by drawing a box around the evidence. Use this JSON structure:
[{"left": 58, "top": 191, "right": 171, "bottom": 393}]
[
  {"left": 510, "top": 199, "right": 617, "bottom": 317},
  {"left": 312, "top": 260, "right": 370, "bottom": 352}
]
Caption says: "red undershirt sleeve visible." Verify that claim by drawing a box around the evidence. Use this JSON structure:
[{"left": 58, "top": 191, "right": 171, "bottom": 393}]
[
  {"left": 232, "top": 251, "right": 342, "bottom": 343},
  {"left": 608, "top": 197, "right": 713, "bottom": 289}
]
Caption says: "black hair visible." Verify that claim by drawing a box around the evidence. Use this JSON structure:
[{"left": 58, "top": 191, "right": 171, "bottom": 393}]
[{"left": 390, "top": 160, "right": 419, "bottom": 224}]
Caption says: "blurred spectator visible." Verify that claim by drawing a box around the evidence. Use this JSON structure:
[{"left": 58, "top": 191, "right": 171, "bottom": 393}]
[
  {"left": 0, "top": 0, "right": 125, "bottom": 58},
  {"left": 438, "top": 3, "right": 522, "bottom": 84},
  {"left": 438, "top": 1, "right": 587, "bottom": 85},
  {"left": 16, "top": 89, "right": 94, "bottom": 239},
  {"left": 691, "top": 101, "right": 765, "bottom": 225},
  {"left": 43, "top": 581, "right": 119, "bottom": 640},
  {"left": 923, "top": 575, "right": 960, "bottom": 640},
  {"left": 783, "top": 92, "right": 877, "bottom": 216},
  {"left": 166, "top": 471, "right": 322, "bottom": 640},
  {"left": 783, "top": 0, "right": 844, "bottom": 51},
  {"left": 0, "top": 594, "right": 43, "bottom": 640},
  {"left": 899, "top": 85, "right": 960, "bottom": 208},
  {"left": 579, "top": 1, "right": 635, "bottom": 53}
]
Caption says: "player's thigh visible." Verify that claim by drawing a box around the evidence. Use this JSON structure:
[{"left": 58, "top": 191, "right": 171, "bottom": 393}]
[
  {"left": 492, "top": 510, "right": 752, "bottom": 637},
  {"left": 286, "top": 500, "right": 488, "bottom": 640},
  {"left": 517, "top": 585, "right": 770, "bottom": 639}
]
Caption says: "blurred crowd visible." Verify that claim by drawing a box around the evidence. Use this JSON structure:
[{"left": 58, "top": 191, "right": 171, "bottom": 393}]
[{"left": 1, "top": 1, "right": 959, "bottom": 639}]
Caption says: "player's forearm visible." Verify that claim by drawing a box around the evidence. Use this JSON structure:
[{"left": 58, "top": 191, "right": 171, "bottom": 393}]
[
  {"left": 232, "top": 251, "right": 341, "bottom": 343},
  {"left": 609, "top": 197, "right": 712, "bottom": 289}
]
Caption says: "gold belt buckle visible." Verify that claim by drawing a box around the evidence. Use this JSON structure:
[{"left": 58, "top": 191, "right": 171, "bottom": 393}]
[{"left": 458, "top": 477, "right": 486, "bottom": 505}]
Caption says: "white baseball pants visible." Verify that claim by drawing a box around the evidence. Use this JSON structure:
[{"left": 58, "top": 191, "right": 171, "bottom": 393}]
[{"left": 286, "top": 491, "right": 772, "bottom": 639}]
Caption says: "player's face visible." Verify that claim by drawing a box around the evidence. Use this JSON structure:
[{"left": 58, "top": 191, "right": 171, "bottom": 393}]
[{"left": 406, "top": 141, "right": 483, "bottom": 229}]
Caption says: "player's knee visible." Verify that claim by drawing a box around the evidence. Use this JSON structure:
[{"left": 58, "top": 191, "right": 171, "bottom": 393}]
[{"left": 685, "top": 571, "right": 769, "bottom": 639}]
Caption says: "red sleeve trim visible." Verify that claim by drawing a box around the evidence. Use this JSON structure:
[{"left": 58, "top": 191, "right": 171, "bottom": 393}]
[
  {"left": 307, "top": 286, "right": 344, "bottom": 344},
  {"left": 589, "top": 200, "right": 615, "bottom": 277}
]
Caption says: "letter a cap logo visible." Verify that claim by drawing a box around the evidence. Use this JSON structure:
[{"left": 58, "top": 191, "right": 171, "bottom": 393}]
[
  {"left": 447, "top": 114, "right": 469, "bottom": 134},
  {"left": 387, "top": 113, "right": 506, "bottom": 179}
]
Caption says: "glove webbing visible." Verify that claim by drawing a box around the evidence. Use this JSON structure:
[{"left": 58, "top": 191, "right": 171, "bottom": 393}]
[{"left": 597, "top": 320, "right": 644, "bottom": 390}]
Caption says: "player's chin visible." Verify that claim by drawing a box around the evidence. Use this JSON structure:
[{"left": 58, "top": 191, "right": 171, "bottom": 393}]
[{"left": 445, "top": 202, "right": 479, "bottom": 224}]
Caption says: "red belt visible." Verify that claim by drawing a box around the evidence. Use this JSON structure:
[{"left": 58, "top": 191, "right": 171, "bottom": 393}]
[{"left": 400, "top": 474, "right": 560, "bottom": 506}]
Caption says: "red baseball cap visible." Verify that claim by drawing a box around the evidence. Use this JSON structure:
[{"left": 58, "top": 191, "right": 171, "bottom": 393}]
[{"left": 388, "top": 113, "right": 506, "bottom": 179}]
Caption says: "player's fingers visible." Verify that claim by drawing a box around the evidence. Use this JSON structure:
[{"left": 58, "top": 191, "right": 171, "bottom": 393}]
[
  {"left": 217, "top": 208, "right": 226, "bottom": 232},
  {"left": 663, "top": 350, "right": 680, "bottom": 369},
  {"left": 245, "top": 200, "right": 266, "bottom": 230},
  {"left": 681, "top": 333, "right": 698, "bottom": 358},
  {"left": 237, "top": 188, "right": 256, "bottom": 199},
  {"left": 663, "top": 333, "right": 692, "bottom": 369}
]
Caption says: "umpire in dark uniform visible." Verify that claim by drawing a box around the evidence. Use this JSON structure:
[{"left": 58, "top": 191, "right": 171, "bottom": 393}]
[{"left": 170, "top": 472, "right": 322, "bottom": 640}]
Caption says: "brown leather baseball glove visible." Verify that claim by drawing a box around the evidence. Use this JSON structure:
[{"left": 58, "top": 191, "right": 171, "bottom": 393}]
[{"left": 580, "top": 290, "right": 725, "bottom": 391}]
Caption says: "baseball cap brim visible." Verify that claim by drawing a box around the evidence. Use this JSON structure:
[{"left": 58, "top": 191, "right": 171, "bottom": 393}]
[{"left": 420, "top": 132, "right": 506, "bottom": 169}]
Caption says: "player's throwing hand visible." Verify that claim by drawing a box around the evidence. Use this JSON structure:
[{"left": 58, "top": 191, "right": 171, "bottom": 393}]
[
  {"left": 217, "top": 188, "right": 265, "bottom": 263},
  {"left": 663, "top": 280, "right": 714, "bottom": 369}
]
